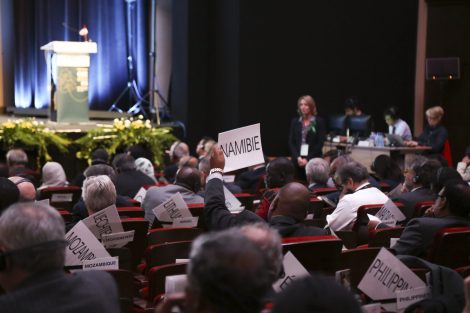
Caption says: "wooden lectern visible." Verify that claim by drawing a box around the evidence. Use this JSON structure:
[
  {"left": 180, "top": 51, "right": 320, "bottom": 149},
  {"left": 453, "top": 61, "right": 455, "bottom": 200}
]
[{"left": 41, "top": 41, "right": 97, "bottom": 123}]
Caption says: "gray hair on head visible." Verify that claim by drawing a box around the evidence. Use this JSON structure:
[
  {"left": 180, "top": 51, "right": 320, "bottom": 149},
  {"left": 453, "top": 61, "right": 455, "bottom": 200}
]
[
  {"left": 82, "top": 175, "right": 116, "bottom": 213},
  {"left": 305, "top": 158, "right": 330, "bottom": 185},
  {"left": 6, "top": 149, "right": 28, "bottom": 166},
  {"left": 0, "top": 202, "right": 65, "bottom": 272}
]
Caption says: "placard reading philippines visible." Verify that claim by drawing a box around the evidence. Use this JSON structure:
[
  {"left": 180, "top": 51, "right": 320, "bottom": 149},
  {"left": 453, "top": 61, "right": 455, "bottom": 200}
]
[{"left": 218, "top": 123, "right": 264, "bottom": 172}]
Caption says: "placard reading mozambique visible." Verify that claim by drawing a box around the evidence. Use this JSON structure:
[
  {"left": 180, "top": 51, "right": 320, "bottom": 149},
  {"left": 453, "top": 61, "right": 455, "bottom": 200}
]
[{"left": 218, "top": 123, "right": 264, "bottom": 172}]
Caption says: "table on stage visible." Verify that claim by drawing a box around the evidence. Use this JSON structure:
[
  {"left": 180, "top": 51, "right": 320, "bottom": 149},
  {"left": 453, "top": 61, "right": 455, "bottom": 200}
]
[{"left": 323, "top": 142, "right": 432, "bottom": 171}]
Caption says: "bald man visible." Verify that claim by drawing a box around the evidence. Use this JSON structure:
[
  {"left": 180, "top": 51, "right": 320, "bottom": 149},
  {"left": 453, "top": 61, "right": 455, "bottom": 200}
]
[
  {"left": 268, "top": 182, "right": 328, "bottom": 237},
  {"left": 8, "top": 176, "right": 36, "bottom": 202},
  {"left": 142, "top": 167, "right": 204, "bottom": 223}
]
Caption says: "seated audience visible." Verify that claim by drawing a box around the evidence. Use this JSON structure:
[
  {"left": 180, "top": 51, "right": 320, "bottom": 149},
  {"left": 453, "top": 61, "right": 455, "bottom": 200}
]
[
  {"left": 256, "top": 157, "right": 295, "bottom": 220},
  {"left": 0, "top": 202, "right": 119, "bottom": 312},
  {"left": 197, "top": 156, "right": 241, "bottom": 196},
  {"left": 394, "top": 180, "right": 470, "bottom": 258},
  {"left": 70, "top": 147, "right": 109, "bottom": 187},
  {"left": 457, "top": 145, "right": 470, "bottom": 182},
  {"left": 406, "top": 106, "right": 447, "bottom": 154},
  {"left": 306, "top": 157, "right": 330, "bottom": 191},
  {"left": 326, "top": 161, "right": 389, "bottom": 231},
  {"left": 235, "top": 162, "right": 266, "bottom": 194},
  {"left": 135, "top": 157, "right": 157, "bottom": 183},
  {"left": 6, "top": 149, "right": 37, "bottom": 185},
  {"left": 322, "top": 149, "right": 342, "bottom": 164},
  {"left": 0, "top": 178, "right": 20, "bottom": 213},
  {"left": 113, "top": 153, "right": 155, "bottom": 198},
  {"left": 71, "top": 164, "right": 132, "bottom": 220},
  {"left": 271, "top": 274, "right": 361, "bottom": 313},
  {"left": 343, "top": 96, "right": 364, "bottom": 116},
  {"left": 391, "top": 160, "right": 438, "bottom": 220},
  {"left": 38, "top": 161, "right": 68, "bottom": 191},
  {"left": 383, "top": 106, "right": 412, "bottom": 141},
  {"left": 164, "top": 141, "right": 190, "bottom": 182},
  {"left": 370, "top": 154, "right": 403, "bottom": 189},
  {"left": 178, "top": 155, "right": 199, "bottom": 169},
  {"left": 8, "top": 176, "right": 36, "bottom": 202},
  {"left": 82, "top": 175, "right": 117, "bottom": 215},
  {"left": 195, "top": 137, "right": 216, "bottom": 160},
  {"left": 143, "top": 167, "right": 204, "bottom": 223},
  {"left": 268, "top": 182, "right": 328, "bottom": 237},
  {"left": 127, "top": 143, "right": 154, "bottom": 162}
]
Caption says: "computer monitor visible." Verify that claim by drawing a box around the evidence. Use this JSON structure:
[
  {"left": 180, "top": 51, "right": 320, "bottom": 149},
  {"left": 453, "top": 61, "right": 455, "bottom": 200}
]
[
  {"left": 348, "top": 115, "right": 371, "bottom": 138},
  {"left": 327, "top": 115, "right": 347, "bottom": 135}
]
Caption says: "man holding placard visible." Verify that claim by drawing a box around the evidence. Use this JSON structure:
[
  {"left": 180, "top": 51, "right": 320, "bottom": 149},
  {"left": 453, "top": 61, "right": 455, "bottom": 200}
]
[{"left": 0, "top": 202, "right": 119, "bottom": 313}]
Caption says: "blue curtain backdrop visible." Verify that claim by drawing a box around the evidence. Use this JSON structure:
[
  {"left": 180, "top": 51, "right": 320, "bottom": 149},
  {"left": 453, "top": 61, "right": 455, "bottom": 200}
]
[{"left": 13, "top": 0, "right": 149, "bottom": 110}]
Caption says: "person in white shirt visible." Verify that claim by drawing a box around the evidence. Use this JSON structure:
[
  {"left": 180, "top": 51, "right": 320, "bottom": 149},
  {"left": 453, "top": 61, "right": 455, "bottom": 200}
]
[
  {"left": 384, "top": 106, "right": 412, "bottom": 141},
  {"left": 326, "top": 161, "right": 390, "bottom": 231},
  {"left": 457, "top": 146, "right": 470, "bottom": 182}
]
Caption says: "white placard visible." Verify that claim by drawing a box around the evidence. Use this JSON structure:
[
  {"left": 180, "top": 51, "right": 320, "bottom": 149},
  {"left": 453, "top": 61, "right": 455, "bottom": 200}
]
[
  {"left": 134, "top": 187, "right": 147, "bottom": 203},
  {"left": 218, "top": 123, "right": 264, "bottom": 172},
  {"left": 82, "top": 205, "right": 124, "bottom": 240},
  {"left": 175, "top": 259, "right": 190, "bottom": 264},
  {"left": 36, "top": 198, "right": 50, "bottom": 206},
  {"left": 361, "top": 303, "right": 381, "bottom": 313},
  {"left": 223, "top": 186, "right": 244, "bottom": 212},
  {"left": 83, "top": 256, "right": 119, "bottom": 271},
  {"left": 222, "top": 175, "right": 236, "bottom": 183},
  {"left": 396, "top": 286, "right": 431, "bottom": 310},
  {"left": 102, "top": 230, "right": 135, "bottom": 248},
  {"left": 375, "top": 200, "right": 406, "bottom": 224},
  {"left": 165, "top": 274, "right": 188, "bottom": 295},
  {"left": 51, "top": 193, "right": 73, "bottom": 202},
  {"left": 390, "top": 238, "right": 399, "bottom": 248},
  {"left": 273, "top": 251, "right": 310, "bottom": 293},
  {"left": 65, "top": 221, "right": 111, "bottom": 266},
  {"left": 152, "top": 192, "right": 192, "bottom": 223},
  {"left": 172, "top": 216, "right": 199, "bottom": 228},
  {"left": 358, "top": 248, "right": 426, "bottom": 301}
]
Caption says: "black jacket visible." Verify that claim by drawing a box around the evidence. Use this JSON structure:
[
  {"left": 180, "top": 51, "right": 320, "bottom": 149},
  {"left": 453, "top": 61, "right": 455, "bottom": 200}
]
[
  {"left": 269, "top": 215, "right": 328, "bottom": 238},
  {"left": 288, "top": 116, "right": 326, "bottom": 160}
]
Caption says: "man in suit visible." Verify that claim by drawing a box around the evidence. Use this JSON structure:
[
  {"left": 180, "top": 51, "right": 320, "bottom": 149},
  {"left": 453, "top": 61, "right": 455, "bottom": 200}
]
[
  {"left": 113, "top": 153, "right": 156, "bottom": 198},
  {"left": 0, "top": 202, "right": 119, "bottom": 313},
  {"left": 392, "top": 160, "right": 438, "bottom": 220},
  {"left": 394, "top": 180, "right": 470, "bottom": 258},
  {"left": 143, "top": 166, "right": 204, "bottom": 223}
]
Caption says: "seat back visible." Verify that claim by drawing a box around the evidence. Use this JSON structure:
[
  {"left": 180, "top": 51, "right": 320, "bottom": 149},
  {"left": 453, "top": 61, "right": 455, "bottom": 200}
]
[
  {"left": 413, "top": 201, "right": 434, "bottom": 218},
  {"left": 121, "top": 218, "right": 149, "bottom": 271},
  {"left": 282, "top": 236, "right": 342, "bottom": 274},
  {"left": 234, "top": 193, "right": 255, "bottom": 211},
  {"left": 148, "top": 263, "right": 188, "bottom": 303},
  {"left": 117, "top": 207, "right": 145, "bottom": 218},
  {"left": 368, "top": 227, "right": 404, "bottom": 248},
  {"left": 145, "top": 241, "right": 192, "bottom": 270},
  {"left": 38, "top": 186, "right": 81, "bottom": 211},
  {"left": 428, "top": 227, "right": 470, "bottom": 268},
  {"left": 312, "top": 187, "right": 338, "bottom": 196},
  {"left": 148, "top": 227, "right": 203, "bottom": 246},
  {"left": 106, "top": 269, "right": 135, "bottom": 313},
  {"left": 188, "top": 203, "right": 206, "bottom": 230},
  {"left": 338, "top": 247, "right": 382, "bottom": 289},
  {"left": 58, "top": 210, "right": 73, "bottom": 224}
]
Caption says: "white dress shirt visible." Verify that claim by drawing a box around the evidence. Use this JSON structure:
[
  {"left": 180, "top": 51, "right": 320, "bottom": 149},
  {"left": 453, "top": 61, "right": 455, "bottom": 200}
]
[
  {"left": 326, "top": 183, "right": 390, "bottom": 231},
  {"left": 388, "top": 118, "right": 412, "bottom": 141}
]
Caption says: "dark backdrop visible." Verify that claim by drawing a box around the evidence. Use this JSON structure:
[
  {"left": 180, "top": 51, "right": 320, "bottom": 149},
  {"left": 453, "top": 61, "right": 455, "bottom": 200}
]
[{"left": 171, "top": 0, "right": 419, "bottom": 156}]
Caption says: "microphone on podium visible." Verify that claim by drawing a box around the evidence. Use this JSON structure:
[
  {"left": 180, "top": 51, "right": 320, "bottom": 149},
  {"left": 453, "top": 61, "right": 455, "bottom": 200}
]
[{"left": 61, "top": 22, "right": 90, "bottom": 42}]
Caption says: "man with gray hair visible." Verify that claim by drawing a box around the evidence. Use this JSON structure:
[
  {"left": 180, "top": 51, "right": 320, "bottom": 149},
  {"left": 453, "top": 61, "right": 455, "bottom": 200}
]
[
  {"left": 305, "top": 158, "right": 330, "bottom": 191},
  {"left": 6, "top": 149, "right": 36, "bottom": 185},
  {"left": 82, "top": 175, "right": 117, "bottom": 215},
  {"left": 0, "top": 202, "right": 119, "bottom": 312},
  {"left": 8, "top": 176, "right": 36, "bottom": 202},
  {"left": 164, "top": 141, "right": 190, "bottom": 183}
]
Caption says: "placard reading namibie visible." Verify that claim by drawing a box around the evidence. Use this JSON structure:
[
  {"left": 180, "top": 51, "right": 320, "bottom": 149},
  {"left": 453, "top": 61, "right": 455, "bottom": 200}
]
[
  {"left": 218, "top": 123, "right": 264, "bottom": 172},
  {"left": 64, "top": 221, "right": 111, "bottom": 266}
]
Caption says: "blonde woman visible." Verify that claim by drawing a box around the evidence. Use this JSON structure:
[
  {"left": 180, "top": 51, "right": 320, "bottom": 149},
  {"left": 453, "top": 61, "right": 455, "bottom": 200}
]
[{"left": 406, "top": 106, "right": 447, "bottom": 153}]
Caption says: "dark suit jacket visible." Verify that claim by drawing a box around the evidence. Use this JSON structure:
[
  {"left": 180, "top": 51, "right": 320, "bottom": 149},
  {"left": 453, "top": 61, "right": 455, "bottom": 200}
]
[
  {"left": 204, "top": 177, "right": 264, "bottom": 231},
  {"left": 392, "top": 187, "right": 436, "bottom": 220},
  {"left": 394, "top": 216, "right": 470, "bottom": 258},
  {"left": 0, "top": 270, "right": 119, "bottom": 313},
  {"left": 269, "top": 215, "right": 328, "bottom": 238},
  {"left": 235, "top": 166, "right": 266, "bottom": 193},
  {"left": 288, "top": 116, "right": 326, "bottom": 161},
  {"left": 417, "top": 124, "right": 448, "bottom": 154},
  {"left": 115, "top": 170, "right": 156, "bottom": 198}
]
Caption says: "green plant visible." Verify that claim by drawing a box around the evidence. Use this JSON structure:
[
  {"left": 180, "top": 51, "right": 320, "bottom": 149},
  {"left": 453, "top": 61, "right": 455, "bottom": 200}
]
[{"left": 75, "top": 116, "right": 176, "bottom": 166}]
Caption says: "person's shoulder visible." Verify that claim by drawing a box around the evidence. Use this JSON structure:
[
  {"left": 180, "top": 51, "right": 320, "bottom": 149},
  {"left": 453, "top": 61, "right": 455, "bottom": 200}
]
[{"left": 74, "top": 271, "right": 116, "bottom": 288}]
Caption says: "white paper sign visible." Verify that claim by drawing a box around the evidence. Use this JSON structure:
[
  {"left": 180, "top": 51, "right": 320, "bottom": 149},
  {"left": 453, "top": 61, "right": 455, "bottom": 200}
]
[
  {"left": 134, "top": 187, "right": 147, "bottom": 203},
  {"left": 223, "top": 186, "right": 244, "bottom": 212},
  {"left": 222, "top": 175, "right": 236, "bottom": 183},
  {"left": 83, "top": 256, "right": 119, "bottom": 271},
  {"left": 273, "top": 251, "right": 310, "bottom": 293},
  {"left": 82, "top": 205, "right": 124, "bottom": 240},
  {"left": 102, "top": 230, "right": 135, "bottom": 248},
  {"left": 390, "top": 238, "right": 399, "bottom": 248},
  {"left": 36, "top": 198, "right": 50, "bottom": 206},
  {"left": 396, "top": 286, "right": 431, "bottom": 310},
  {"left": 358, "top": 248, "right": 426, "bottom": 300},
  {"left": 375, "top": 200, "right": 406, "bottom": 224},
  {"left": 51, "top": 193, "right": 73, "bottom": 202},
  {"left": 165, "top": 274, "right": 188, "bottom": 295},
  {"left": 65, "top": 221, "right": 111, "bottom": 266},
  {"left": 218, "top": 123, "right": 264, "bottom": 172},
  {"left": 152, "top": 192, "right": 192, "bottom": 223},
  {"left": 361, "top": 303, "right": 381, "bottom": 313},
  {"left": 172, "top": 216, "right": 199, "bottom": 228}
]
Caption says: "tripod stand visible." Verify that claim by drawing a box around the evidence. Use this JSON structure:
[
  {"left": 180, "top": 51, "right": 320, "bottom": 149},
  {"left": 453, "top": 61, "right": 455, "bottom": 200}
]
[{"left": 109, "top": 0, "right": 148, "bottom": 117}]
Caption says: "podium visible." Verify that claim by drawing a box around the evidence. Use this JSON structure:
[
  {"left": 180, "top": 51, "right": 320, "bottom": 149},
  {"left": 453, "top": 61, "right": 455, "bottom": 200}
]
[{"left": 41, "top": 41, "right": 97, "bottom": 123}]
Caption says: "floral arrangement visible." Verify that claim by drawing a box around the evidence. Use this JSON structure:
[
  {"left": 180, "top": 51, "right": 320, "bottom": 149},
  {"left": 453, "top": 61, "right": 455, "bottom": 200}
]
[
  {"left": 75, "top": 116, "right": 176, "bottom": 166},
  {"left": 0, "top": 118, "right": 71, "bottom": 163}
]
